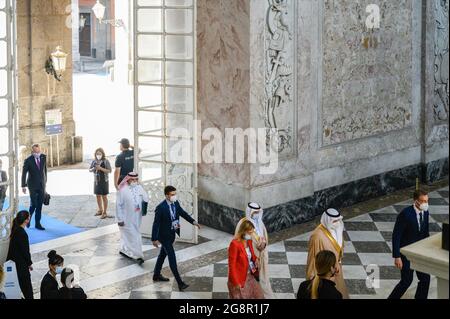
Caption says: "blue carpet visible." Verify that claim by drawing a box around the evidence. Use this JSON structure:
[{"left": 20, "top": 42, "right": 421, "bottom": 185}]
[{"left": 4, "top": 198, "right": 85, "bottom": 245}]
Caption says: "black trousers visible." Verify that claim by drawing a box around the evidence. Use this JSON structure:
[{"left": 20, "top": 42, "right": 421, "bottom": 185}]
[
  {"left": 388, "top": 255, "right": 430, "bottom": 299},
  {"left": 29, "top": 189, "right": 44, "bottom": 226},
  {"left": 153, "top": 237, "right": 183, "bottom": 285},
  {"left": 16, "top": 265, "right": 34, "bottom": 299}
]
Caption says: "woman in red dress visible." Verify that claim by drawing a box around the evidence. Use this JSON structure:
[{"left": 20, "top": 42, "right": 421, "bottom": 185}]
[{"left": 228, "top": 219, "right": 265, "bottom": 299}]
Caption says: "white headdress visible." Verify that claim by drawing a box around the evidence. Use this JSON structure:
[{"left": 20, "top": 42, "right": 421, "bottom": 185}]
[
  {"left": 246, "top": 202, "right": 265, "bottom": 237},
  {"left": 320, "top": 208, "right": 344, "bottom": 247}
]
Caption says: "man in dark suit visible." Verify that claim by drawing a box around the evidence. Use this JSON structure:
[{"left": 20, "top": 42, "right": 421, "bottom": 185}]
[
  {"left": 388, "top": 189, "right": 431, "bottom": 299},
  {"left": 151, "top": 185, "right": 201, "bottom": 291},
  {"left": 21, "top": 144, "right": 47, "bottom": 230},
  {"left": 0, "top": 158, "right": 7, "bottom": 211}
]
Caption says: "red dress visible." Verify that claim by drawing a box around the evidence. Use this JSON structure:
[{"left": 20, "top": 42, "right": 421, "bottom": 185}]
[{"left": 228, "top": 239, "right": 265, "bottom": 299}]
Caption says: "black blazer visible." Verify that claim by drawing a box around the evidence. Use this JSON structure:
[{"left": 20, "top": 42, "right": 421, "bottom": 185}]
[
  {"left": 151, "top": 200, "right": 196, "bottom": 242},
  {"left": 58, "top": 287, "right": 87, "bottom": 299},
  {"left": 392, "top": 206, "right": 430, "bottom": 258},
  {"left": 40, "top": 272, "right": 60, "bottom": 299},
  {"left": 21, "top": 154, "right": 47, "bottom": 191},
  {"left": 297, "top": 279, "right": 343, "bottom": 300},
  {"left": 7, "top": 227, "right": 32, "bottom": 270}
]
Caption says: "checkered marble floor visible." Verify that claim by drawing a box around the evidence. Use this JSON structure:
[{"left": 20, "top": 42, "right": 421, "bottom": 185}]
[
  {"left": 127, "top": 187, "right": 448, "bottom": 300},
  {"left": 27, "top": 187, "right": 448, "bottom": 299}
]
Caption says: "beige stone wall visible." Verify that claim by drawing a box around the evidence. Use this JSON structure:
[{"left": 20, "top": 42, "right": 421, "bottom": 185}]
[{"left": 17, "top": 0, "right": 81, "bottom": 166}]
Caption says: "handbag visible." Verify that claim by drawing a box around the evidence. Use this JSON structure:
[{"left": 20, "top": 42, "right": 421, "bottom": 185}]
[
  {"left": 141, "top": 201, "right": 148, "bottom": 216},
  {"left": 43, "top": 192, "right": 51, "bottom": 206}
]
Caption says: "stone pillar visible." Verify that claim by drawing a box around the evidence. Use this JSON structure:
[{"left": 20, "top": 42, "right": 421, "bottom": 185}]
[
  {"left": 17, "top": 0, "right": 82, "bottom": 166},
  {"left": 71, "top": 0, "right": 81, "bottom": 71}
]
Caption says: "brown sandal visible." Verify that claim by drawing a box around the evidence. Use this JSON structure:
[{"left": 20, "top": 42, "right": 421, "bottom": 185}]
[
  {"left": 95, "top": 211, "right": 102, "bottom": 216},
  {"left": 101, "top": 213, "right": 107, "bottom": 219}
]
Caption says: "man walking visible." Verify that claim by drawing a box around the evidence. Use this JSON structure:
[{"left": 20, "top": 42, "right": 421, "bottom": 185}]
[
  {"left": 388, "top": 190, "right": 431, "bottom": 299},
  {"left": 151, "top": 186, "right": 201, "bottom": 291},
  {"left": 21, "top": 144, "right": 47, "bottom": 230},
  {"left": 114, "top": 138, "right": 135, "bottom": 190}
]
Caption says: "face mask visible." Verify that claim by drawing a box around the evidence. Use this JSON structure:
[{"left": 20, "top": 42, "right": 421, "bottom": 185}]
[
  {"left": 169, "top": 195, "right": 177, "bottom": 203},
  {"left": 96, "top": 155, "right": 102, "bottom": 160},
  {"left": 56, "top": 266, "right": 63, "bottom": 275},
  {"left": 419, "top": 203, "right": 429, "bottom": 212},
  {"left": 130, "top": 181, "right": 138, "bottom": 187},
  {"left": 330, "top": 267, "right": 337, "bottom": 278},
  {"left": 33, "top": 152, "right": 41, "bottom": 158},
  {"left": 244, "top": 234, "right": 252, "bottom": 240}
]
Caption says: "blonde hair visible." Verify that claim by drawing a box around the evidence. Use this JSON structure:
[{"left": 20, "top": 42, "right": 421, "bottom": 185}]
[
  {"left": 0, "top": 264, "right": 4, "bottom": 287},
  {"left": 310, "top": 250, "right": 337, "bottom": 299},
  {"left": 235, "top": 219, "right": 254, "bottom": 241}
]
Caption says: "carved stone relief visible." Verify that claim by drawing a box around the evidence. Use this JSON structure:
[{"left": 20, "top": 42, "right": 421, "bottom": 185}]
[
  {"left": 433, "top": 0, "right": 449, "bottom": 122},
  {"left": 264, "top": 0, "right": 297, "bottom": 156},
  {"left": 321, "top": 0, "right": 413, "bottom": 146}
]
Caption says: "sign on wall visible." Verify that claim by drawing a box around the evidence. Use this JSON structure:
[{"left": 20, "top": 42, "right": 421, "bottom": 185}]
[{"left": 45, "top": 109, "right": 63, "bottom": 136}]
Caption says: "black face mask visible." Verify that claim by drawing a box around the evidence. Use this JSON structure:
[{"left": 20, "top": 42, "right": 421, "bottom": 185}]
[{"left": 330, "top": 268, "right": 337, "bottom": 278}]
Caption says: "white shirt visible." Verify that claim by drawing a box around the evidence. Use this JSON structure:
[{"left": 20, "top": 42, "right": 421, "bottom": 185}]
[
  {"left": 413, "top": 205, "right": 424, "bottom": 231},
  {"left": 245, "top": 246, "right": 254, "bottom": 272}
]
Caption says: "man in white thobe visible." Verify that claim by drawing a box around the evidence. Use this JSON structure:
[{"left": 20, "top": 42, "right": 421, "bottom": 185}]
[{"left": 116, "top": 172, "right": 149, "bottom": 265}]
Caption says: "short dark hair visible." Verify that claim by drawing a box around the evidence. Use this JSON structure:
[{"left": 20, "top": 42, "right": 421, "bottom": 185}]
[
  {"left": 164, "top": 186, "right": 177, "bottom": 195},
  {"left": 413, "top": 190, "right": 428, "bottom": 201}
]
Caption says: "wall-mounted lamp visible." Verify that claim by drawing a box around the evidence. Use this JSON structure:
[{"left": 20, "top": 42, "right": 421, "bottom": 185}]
[
  {"left": 45, "top": 46, "right": 68, "bottom": 81},
  {"left": 92, "top": 0, "right": 125, "bottom": 28}
]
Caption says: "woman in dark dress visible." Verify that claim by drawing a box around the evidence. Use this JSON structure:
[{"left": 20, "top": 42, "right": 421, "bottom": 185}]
[
  {"left": 59, "top": 268, "right": 87, "bottom": 299},
  {"left": 89, "top": 148, "right": 112, "bottom": 219},
  {"left": 297, "top": 250, "right": 343, "bottom": 300},
  {"left": 40, "top": 250, "right": 64, "bottom": 299},
  {"left": 6, "top": 210, "right": 33, "bottom": 299}
]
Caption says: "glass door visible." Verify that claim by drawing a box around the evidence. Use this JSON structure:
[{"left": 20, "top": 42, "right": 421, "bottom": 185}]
[{"left": 133, "top": 0, "right": 198, "bottom": 243}]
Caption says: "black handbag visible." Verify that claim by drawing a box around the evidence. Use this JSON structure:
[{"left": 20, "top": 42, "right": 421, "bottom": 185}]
[
  {"left": 43, "top": 192, "right": 51, "bottom": 206},
  {"left": 141, "top": 201, "right": 148, "bottom": 216}
]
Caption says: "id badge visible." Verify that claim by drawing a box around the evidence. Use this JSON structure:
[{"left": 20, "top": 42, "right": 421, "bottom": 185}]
[
  {"left": 135, "top": 204, "right": 141, "bottom": 212},
  {"left": 172, "top": 219, "right": 180, "bottom": 230},
  {"left": 250, "top": 261, "right": 257, "bottom": 274}
]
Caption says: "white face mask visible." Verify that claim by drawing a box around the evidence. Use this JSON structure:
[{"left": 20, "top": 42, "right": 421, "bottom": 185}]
[
  {"left": 96, "top": 155, "right": 102, "bottom": 160},
  {"left": 130, "top": 181, "right": 138, "bottom": 187},
  {"left": 419, "top": 203, "right": 429, "bottom": 212},
  {"left": 169, "top": 195, "right": 177, "bottom": 203},
  {"left": 56, "top": 266, "right": 63, "bottom": 275},
  {"left": 244, "top": 234, "right": 252, "bottom": 240}
]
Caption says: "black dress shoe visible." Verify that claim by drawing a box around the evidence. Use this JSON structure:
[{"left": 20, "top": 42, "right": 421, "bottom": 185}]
[
  {"left": 35, "top": 225, "right": 45, "bottom": 231},
  {"left": 137, "top": 258, "right": 145, "bottom": 265},
  {"left": 153, "top": 275, "right": 170, "bottom": 282},
  {"left": 178, "top": 282, "right": 189, "bottom": 291},
  {"left": 119, "top": 252, "right": 132, "bottom": 259}
]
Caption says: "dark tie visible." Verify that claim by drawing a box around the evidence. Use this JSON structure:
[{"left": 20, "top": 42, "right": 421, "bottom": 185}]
[
  {"left": 419, "top": 212, "right": 423, "bottom": 231},
  {"left": 36, "top": 157, "right": 41, "bottom": 170}
]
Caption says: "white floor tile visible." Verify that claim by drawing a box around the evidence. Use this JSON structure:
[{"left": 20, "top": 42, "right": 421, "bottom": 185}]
[
  {"left": 286, "top": 252, "right": 308, "bottom": 265},
  {"left": 347, "top": 231, "right": 385, "bottom": 242}
]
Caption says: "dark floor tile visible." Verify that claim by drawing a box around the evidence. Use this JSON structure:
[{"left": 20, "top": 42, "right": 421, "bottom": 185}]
[
  {"left": 428, "top": 198, "right": 449, "bottom": 206},
  {"left": 342, "top": 253, "right": 362, "bottom": 265},
  {"left": 284, "top": 241, "right": 309, "bottom": 252},
  {"left": 380, "top": 231, "right": 393, "bottom": 242},
  {"left": 289, "top": 265, "right": 307, "bottom": 279},
  {"left": 345, "top": 279, "right": 376, "bottom": 295},
  {"left": 369, "top": 213, "right": 398, "bottom": 222},
  {"left": 270, "top": 278, "right": 294, "bottom": 294},
  {"left": 431, "top": 214, "right": 449, "bottom": 223},
  {"left": 212, "top": 292, "right": 229, "bottom": 299},
  {"left": 343, "top": 231, "right": 351, "bottom": 242},
  {"left": 172, "top": 277, "right": 213, "bottom": 292},
  {"left": 129, "top": 291, "right": 171, "bottom": 299},
  {"left": 213, "top": 264, "right": 228, "bottom": 277},
  {"left": 344, "top": 222, "right": 378, "bottom": 231},
  {"left": 437, "top": 191, "right": 449, "bottom": 199},
  {"left": 429, "top": 223, "right": 442, "bottom": 232},
  {"left": 269, "top": 252, "right": 288, "bottom": 264},
  {"left": 352, "top": 241, "right": 391, "bottom": 253},
  {"left": 379, "top": 266, "right": 401, "bottom": 280}
]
